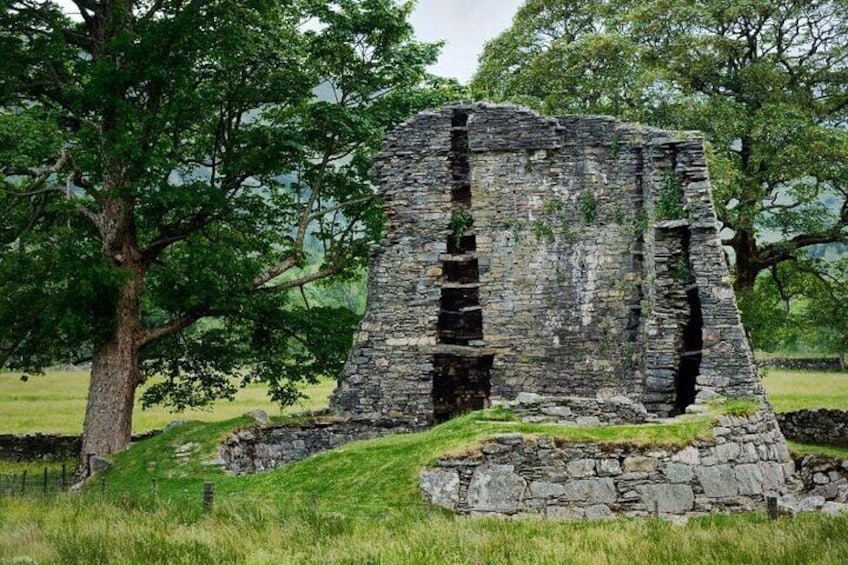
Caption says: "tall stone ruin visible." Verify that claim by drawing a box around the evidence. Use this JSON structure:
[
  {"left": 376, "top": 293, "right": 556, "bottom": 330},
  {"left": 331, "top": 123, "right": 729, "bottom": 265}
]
[{"left": 331, "top": 104, "right": 765, "bottom": 426}]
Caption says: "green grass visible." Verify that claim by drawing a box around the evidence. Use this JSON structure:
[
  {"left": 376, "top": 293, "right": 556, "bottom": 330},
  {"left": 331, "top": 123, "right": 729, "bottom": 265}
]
[
  {"left": 1, "top": 495, "right": 847, "bottom": 564},
  {"left": 761, "top": 369, "right": 848, "bottom": 413},
  {"left": 0, "top": 370, "right": 334, "bottom": 435},
  {"left": 91, "top": 406, "right": 723, "bottom": 516},
  {"left": 788, "top": 441, "right": 848, "bottom": 460}
]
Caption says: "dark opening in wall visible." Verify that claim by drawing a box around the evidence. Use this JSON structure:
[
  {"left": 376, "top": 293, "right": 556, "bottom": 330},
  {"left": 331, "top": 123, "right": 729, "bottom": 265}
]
[
  {"left": 447, "top": 234, "right": 476, "bottom": 255},
  {"left": 432, "top": 354, "right": 492, "bottom": 423},
  {"left": 441, "top": 286, "right": 479, "bottom": 311},
  {"left": 443, "top": 257, "right": 479, "bottom": 283},
  {"left": 450, "top": 110, "right": 471, "bottom": 205},
  {"left": 676, "top": 286, "right": 703, "bottom": 414},
  {"left": 438, "top": 308, "right": 483, "bottom": 342}
]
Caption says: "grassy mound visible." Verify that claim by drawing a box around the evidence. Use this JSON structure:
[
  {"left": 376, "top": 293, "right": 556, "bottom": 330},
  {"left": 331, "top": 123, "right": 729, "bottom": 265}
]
[
  {"left": 99, "top": 406, "right": 723, "bottom": 516},
  {"left": 3, "top": 407, "right": 848, "bottom": 564}
]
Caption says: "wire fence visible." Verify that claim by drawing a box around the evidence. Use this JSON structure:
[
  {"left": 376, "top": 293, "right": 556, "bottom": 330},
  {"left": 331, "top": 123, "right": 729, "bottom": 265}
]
[{"left": 0, "top": 464, "right": 71, "bottom": 496}]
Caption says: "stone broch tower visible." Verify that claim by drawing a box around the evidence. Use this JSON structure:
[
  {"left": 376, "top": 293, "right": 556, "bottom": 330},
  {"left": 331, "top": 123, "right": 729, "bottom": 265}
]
[{"left": 331, "top": 104, "right": 766, "bottom": 426}]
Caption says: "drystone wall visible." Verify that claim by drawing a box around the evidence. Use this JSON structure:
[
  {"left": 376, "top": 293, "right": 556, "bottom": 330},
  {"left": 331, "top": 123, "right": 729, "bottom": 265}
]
[
  {"left": 420, "top": 410, "right": 793, "bottom": 518},
  {"left": 759, "top": 358, "right": 843, "bottom": 371},
  {"left": 794, "top": 454, "right": 848, "bottom": 502},
  {"left": 0, "top": 434, "right": 81, "bottom": 462},
  {"left": 331, "top": 104, "right": 761, "bottom": 427},
  {"left": 777, "top": 409, "right": 848, "bottom": 447},
  {"left": 219, "top": 419, "right": 411, "bottom": 475}
]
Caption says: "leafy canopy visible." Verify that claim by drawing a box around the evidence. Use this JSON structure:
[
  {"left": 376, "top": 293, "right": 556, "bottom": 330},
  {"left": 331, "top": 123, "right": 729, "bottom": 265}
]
[{"left": 0, "top": 0, "right": 460, "bottom": 408}]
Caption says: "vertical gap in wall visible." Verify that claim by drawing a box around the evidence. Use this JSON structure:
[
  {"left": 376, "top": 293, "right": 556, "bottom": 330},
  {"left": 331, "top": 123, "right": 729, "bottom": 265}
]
[
  {"left": 675, "top": 230, "right": 702, "bottom": 415},
  {"left": 433, "top": 109, "right": 491, "bottom": 423},
  {"left": 628, "top": 146, "right": 645, "bottom": 344}
]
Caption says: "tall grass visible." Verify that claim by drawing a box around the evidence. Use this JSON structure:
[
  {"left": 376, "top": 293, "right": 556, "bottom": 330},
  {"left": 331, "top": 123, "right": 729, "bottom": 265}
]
[{"left": 1, "top": 495, "right": 847, "bottom": 564}]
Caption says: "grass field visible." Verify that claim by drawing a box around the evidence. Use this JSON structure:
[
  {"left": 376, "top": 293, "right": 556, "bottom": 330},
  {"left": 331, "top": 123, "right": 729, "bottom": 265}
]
[
  {"left": 2, "top": 370, "right": 848, "bottom": 563},
  {"left": 1, "top": 367, "right": 845, "bottom": 436},
  {"left": 0, "top": 370, "right": 334, "bottom": 435},
  {"left": 761, "top": 369, "right": 848, "bottom": 412},
  {"left": 1, "top": 407, "right": 847, "bottom": 564}
]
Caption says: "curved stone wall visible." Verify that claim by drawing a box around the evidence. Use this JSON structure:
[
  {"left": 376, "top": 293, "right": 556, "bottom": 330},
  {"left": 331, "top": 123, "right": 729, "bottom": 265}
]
[{"left": 420, "top": 410, "right": 793, "bottom": 518}]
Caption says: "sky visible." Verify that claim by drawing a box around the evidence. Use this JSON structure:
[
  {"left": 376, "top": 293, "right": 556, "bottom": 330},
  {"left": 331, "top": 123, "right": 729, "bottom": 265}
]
[
  {"left": 410, "top": 0, "right": 524, "bottom": 83},
  {"left": 54, "top": 0, "right": 524, "bottom": 84}
]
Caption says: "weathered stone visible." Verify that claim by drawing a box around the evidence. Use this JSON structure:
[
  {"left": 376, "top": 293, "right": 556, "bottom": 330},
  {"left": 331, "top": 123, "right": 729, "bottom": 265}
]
[
  {"left": 664, "top": 463, "right": 693, "bottom": 483},
  {"left": 598, "top": 459, "right": 622, "bottom": 476},
  {"left": 562, "top": 478, "right": 617, "bottom": 504},
  {"left": 734, "top": 464, "right": 764, "bottom": 496},
  {"left": 623, "top": 456, "right": 658, "bottom": 473},
  {"left": 88, "top": 455, "right": 112, "bottom": 474},
  {"left": 467, "top": 464, "right": 527, "bottom": 512},
  {"left": 420, "top": 468, "right": 460, "bottom": 510},
  {"left": 530, "top": 481, "right": 566, "bottom": 498},
  {"left": 696, "top": 465, "right": 738, "bottom": 498},
  {"left": 821, "top": 502, "right": 848, "bottom": 516},
  {"left": 243, "top": 409, "right": 270, "bottom": 425},
  {"left": 567, "top": 459, "right": 596, "bottom": 478},
  {"left": 584, "top": 505, "right": 615, "bottom": 520},
  {"left": 672, "top": 447, "right": 700, "bottom": 466},
  {"left": 637, "top": 484, "right": 695, "bottom": 513}
]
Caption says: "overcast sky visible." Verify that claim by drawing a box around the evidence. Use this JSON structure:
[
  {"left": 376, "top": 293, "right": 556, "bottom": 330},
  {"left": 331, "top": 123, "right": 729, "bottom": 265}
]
[{"left": 410, "top": 0, "right": 523, "bottom": 83}]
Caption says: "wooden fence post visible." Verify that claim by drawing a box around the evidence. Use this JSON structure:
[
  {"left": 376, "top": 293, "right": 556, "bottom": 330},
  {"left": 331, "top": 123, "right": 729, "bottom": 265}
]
[
  {"left": 202, "top": 482, "right": 214, "bottom": 513},
  {"left": 43, "top": 467, "right": 48, "bottom": 495},
  {"left": 21, "top": 470, "right": 27, "bottom": 495},
  {"left": 767, "top": 496, "right": 778, "bottom": 520}
]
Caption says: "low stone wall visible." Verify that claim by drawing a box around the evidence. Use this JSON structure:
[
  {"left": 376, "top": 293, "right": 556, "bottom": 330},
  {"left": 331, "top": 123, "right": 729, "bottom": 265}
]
[
  {"left": 220, "top": 419, "right": 414, "bottom": 475},
  {"left": 420, "top": 410, "right": 793, "bottom": 518},
  {"left": 495, "top": 393, "right": 655, "bottom": 426},
  {"left": 776, "top": 409, "right": 848, "bottom": 447},
  {"left": 759, "top": 358, "right": 843, "bottom": 371},
  {"left": 0, "top": 434, "right": 81, "bottom": 462},
  {"left": 795, "top": 454, "right": 848, "bottom": 501},
  {"left": 0, "top": 430, "right": 160, "bottom": 462}
]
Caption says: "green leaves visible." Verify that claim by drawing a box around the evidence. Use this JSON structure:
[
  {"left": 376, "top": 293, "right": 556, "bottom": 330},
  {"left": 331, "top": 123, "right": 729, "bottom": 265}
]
[{"left": 0, "top": 1, "right": 458, "bottom": 410}]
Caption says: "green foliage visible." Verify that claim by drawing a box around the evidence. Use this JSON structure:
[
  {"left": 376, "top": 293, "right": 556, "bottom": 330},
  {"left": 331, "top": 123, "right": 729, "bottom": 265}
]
[
  {"left": 449, "top": 210, "right": 473, "bottom": 243},
  {"left": 673, "top": 258, "right": 692, "bottom": 283},
  {"left": 0, "top": 1, "right": 455, "bottom": 416},
  {"left": 656, "top": 171, "right": 685, "bottom": 221},
  {"left": 722, "top": 398, "right": 760, "bottom": 417},
  {"left": 473, "top": 0, "right": 848, "bottom": 293},
  {"left": 579, "top": 192, "right": 597, "bottom": 224},
  {"left": 531, "top": 220, "right": 555, "bottom": 244}
]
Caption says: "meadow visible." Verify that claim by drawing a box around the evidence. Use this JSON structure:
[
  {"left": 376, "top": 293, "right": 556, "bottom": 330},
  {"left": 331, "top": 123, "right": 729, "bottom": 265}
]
[{"left": 0, "top": 367, "right": 847, "bottom": 564}]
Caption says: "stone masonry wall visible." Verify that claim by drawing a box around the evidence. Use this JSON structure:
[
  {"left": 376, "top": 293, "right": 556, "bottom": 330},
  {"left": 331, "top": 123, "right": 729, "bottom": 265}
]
[
  {"left": 219, "top": 419, "right": 411, "bottom": 475},
  {"left": 420, "top": 409, "right": 793, "bottom": 518},
  {"left": 332, "top": 104, "right": 762, "bottom": 425},
  {"left": 777, "top": 409, "right": 848, "bottom": 447}
]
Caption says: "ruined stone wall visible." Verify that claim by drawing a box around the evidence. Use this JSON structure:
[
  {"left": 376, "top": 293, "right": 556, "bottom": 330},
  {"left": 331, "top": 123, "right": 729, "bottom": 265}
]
[
  {"left": 332, "top": 104, "right": 762, "bottom": 425},
  {"left": 219, "top": 419, "right": 411, "bottom": 475},
  {"left": 777, "top": 409, "right": 848, "bottom": 447},
  {"left": 420, "top": 409, "right": 793, "bottom": 518}
]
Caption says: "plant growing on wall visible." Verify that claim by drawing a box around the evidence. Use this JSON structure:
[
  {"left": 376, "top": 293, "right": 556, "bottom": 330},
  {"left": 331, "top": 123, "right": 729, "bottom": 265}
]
[{"left": 450, "top": 210, "right": 474, "bottom": 243}]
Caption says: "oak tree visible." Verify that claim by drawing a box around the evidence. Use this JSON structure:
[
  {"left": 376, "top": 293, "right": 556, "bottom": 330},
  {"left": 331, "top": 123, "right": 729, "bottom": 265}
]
[{"left": 0, "top": 0, "right": 448, "bottom": 469}]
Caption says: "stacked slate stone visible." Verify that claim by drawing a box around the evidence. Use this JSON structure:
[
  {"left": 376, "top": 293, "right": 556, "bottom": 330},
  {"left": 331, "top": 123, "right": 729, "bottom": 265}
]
[
  {"left": 421, "top": 409, "right": 794, "bottom": 518},
  {"left": 332, "top": 103, "right": 766, "bottom": 424}
]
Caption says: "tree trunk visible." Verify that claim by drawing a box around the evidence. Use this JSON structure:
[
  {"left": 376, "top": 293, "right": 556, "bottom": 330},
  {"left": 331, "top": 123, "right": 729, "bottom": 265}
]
[
  {"left": 732, "top": 228, "right": 760, "bottom": 292},
  {"left": 79, "top": 273, "right": 143, "bottom": 476}
]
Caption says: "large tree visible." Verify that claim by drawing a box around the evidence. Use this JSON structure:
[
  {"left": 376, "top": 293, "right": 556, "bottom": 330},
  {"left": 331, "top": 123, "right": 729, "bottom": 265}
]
[
  {"left": 0, "top": 0, "right": 449, "bottom": 469},
  {"left": 473, "top": 0, "right": 848, "bottom": 291}
]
